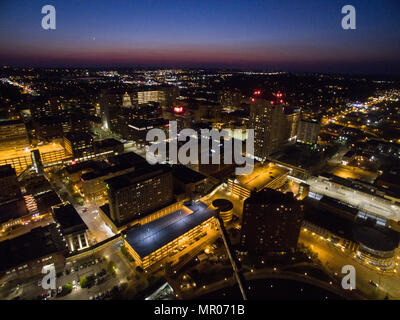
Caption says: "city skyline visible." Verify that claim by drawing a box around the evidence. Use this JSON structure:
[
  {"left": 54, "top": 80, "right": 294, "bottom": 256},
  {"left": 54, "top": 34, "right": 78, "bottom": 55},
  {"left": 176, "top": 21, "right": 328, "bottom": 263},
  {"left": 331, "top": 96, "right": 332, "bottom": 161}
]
[
  {"left": 0, "top": 0, "right": 400, "bottom": 305},
  {"left": 0, "top": 0, "right": 400, "bottom": 74}
]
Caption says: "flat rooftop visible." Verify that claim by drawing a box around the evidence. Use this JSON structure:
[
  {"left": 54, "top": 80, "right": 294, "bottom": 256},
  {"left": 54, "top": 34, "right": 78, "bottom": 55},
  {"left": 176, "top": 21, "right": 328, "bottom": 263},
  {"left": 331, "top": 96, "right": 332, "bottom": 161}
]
[
  {"left": 0, "top": 198, "right": 28, "bottom": 224},
  {"left": 106, "top": 151, "right": 148, "bottom": 167},
  {"left": 34, "top": 191, "right": 62, "bottom": 214},
  {"left": 171, "top": 164, "right": 207, "bottom": 184},
  {"left": 0, "top": 142, "right": 65, "bottom": 162},
  {"left": 124, "top": 203, "right": 215, "bottom": 258},
  {"left": 64, "top": 132, "right": 93, "bottom": 142},
  {"left": 235, "top": 163, "right": 289, "bottom": 191},
  {"left": 0, "top": 224, "right": 66, "bottom": 271},
  {"left": 0, "top": 164, "right": 16, "bottom": 178},
  {"left": 81, "top": 161, "right": 134, "bottom": 181},
  {"left": 53, "top": 203, "right": 87, "bottom": 234},
  {"left": 105, "top": 164, "right": 170, "bottom": 190}
]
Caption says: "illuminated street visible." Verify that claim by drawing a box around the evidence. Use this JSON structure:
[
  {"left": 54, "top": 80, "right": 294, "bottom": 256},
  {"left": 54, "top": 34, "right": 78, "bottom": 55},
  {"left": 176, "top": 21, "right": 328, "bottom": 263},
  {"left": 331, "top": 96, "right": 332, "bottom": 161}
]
[{"left": 299, "top": 229, "right": 400, "bottom": 300}]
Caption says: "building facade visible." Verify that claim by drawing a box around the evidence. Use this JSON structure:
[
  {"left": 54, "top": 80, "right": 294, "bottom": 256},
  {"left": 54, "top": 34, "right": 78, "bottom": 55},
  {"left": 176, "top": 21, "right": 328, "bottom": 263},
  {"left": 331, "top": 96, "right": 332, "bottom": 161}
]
[
  {"left": 249, "top": 99, "right": 287, "bottom": 160},
  {"left": 240, "top": 188, "right": 304, "bottom": 256},
  {"left": 0, "top": 165, "right": 21, "bottom": 203},
  {"left": 105, "top": 165, "right": 174, "bottom": 225},
  {"left": 297, "top": 119, "right": 321, "bottom": 145},
  {"left": 64, "top": 132, "right": 94, "bottom": 160}
]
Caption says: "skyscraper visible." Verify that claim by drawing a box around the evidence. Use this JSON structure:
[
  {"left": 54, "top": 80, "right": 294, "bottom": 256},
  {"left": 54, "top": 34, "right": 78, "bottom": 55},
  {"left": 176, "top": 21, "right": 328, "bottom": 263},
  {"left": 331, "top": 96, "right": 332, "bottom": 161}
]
[
  {"left": 283, "top": 106, "right": 301, "bottom": 141},
  {"left": 296, "top": 119, "right": 321, "bottom": 145},
  {"left": 249, "top": 98, "right": 286, "bottom": 161},
  {"left": 240, "top": 188, "right": 304, "bottom": 257}
]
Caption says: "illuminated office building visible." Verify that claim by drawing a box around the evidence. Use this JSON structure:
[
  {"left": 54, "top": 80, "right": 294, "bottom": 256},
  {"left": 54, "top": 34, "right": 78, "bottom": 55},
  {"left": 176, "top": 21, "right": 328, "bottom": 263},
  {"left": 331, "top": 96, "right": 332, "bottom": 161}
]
[
  {"left": 105, "top": 165, "right": 174, "bottom": 226},
  {"left": 64, "top": 132, "right": 94, "bottom": 160},
  {"left": 297, "top": 119, "right": 321, "bottom": 145},
  {"left": 138, "top": 90, "right": 165, "bottom": 105},
  {"left": 249, "top": 98, "right": 286, "bottom": 160}
]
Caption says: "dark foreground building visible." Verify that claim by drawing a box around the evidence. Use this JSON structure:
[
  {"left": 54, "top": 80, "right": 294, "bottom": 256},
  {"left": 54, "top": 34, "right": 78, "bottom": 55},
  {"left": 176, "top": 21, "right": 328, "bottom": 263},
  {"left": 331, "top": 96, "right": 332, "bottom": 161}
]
[
  {"left": 240, "top": 188, "right": 304, "bottom": 257},
  {"left": 0, "top": 224, "right": 67, "bottom": 281}
]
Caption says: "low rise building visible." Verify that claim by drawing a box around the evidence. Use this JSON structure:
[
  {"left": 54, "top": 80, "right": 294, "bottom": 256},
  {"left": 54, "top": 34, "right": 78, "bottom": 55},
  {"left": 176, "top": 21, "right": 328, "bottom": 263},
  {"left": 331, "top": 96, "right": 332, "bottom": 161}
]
[
  {"left": 123, "top": 204, "right": 216, "bottom": 269},
  {"left": 52, "top": 203, "right": 90, "bottom": 253},
  {"left": 0, "top": 224, "right": 67, "bottom": 282}
]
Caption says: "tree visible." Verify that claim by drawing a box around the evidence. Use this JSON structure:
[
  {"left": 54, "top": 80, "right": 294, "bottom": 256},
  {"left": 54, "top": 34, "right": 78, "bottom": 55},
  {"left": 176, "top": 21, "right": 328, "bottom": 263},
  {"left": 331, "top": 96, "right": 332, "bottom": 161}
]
[
  {"left": 63, "top": 283, "right": 73, "bottom": 295},
  {"left": 107, "top": 261, "right": 117, "bottom": 277},
  {"left": 79, "top": 276, "right": 88, "bottom": 288}
]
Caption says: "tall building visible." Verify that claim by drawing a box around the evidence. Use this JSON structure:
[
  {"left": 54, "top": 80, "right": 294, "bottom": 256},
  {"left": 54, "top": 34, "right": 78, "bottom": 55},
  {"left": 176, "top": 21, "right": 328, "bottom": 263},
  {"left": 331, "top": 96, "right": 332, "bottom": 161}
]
[
  {"left": 138, "top": 90, "right": 165, "bottom": 105},
  {"left": 105, "top": 165, "right": 174, "bottom": 225},
  {"left": 122, "top": 92, "right": 133, "bottom": 108},
  {"left": 249, "top": 99, "right": 286, "bottom": 160},
  {"left": 283, "top": 106, "right": 301, "bottom": 141},
  {"left": 0, "top": 165, "right": 21, "bottom": 203},
  {"left": 297, "top": 119, "right": 321, "bottom": 145},
  {"left": 163, "top": 87, "right": 179, "bottom": 108},
  {"left": 99, "top": 89, "right": 124, "bottom": 131},
  {"left": 64, "top": 132, "right": 94, "bottom": 160},
  {"left": 219, "top": 90, "right": 241, "bottom": 112},
  {"left": 240, "top": 188, "right": 304, "bottom": 256}
]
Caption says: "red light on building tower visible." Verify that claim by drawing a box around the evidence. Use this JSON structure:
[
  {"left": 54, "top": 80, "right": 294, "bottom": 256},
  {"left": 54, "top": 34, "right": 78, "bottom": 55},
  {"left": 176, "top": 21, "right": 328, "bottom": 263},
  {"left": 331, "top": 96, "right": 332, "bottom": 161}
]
[{"left": 254, "top": 90, "right": 261, "bottom": 96}]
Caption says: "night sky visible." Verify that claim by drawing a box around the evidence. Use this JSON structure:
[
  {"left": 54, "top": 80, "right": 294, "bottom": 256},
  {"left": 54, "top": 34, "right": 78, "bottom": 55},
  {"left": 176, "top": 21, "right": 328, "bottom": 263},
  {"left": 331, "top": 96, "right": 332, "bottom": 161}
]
[{"left": 1, "top": 0, "right": 400, "bottom": 74}]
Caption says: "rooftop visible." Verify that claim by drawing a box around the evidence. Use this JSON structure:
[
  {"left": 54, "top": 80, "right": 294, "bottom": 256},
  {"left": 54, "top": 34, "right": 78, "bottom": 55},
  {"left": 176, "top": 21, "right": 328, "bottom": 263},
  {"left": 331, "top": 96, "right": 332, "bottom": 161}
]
[
  {"left": 64, "top": 131, "right": 93, "bottom": 142},
  {"left": 107, "top": 152, "right": 148, "bottom": 167},
  {"left": 105, "top": 164, "right": 170, "bottom": 191},
  {"left": 236, "top": 163, "right": 289, "bottom": 192},
  {"left": 212, "top": 199, "right": 233, "bottom": 212},
  {"left": 0, "top": 198, "right": 28, "bottom": 224},
  {"left": 171, "top": 164, "right": 207, "bottom": 184},
  {"left": 52, "top": 203, "right": 87, "bottom": 234},
  {"left": 0, "top": 164, "right": 16, "bottom": 178},
  {"left": 124, "top": 203, "right": 215, "bottom": 258},
  {"left": 34, "top": 191, "right": 62, "bottom": 214},
  {"left": 0, "top": 224, "right": 66, "bottom": 271},
  {"left": 245, "top": 188, "right": 297, "bottom": 204},
  {"left": 353, "top": 225, "right": 399, "bottom": 252}
]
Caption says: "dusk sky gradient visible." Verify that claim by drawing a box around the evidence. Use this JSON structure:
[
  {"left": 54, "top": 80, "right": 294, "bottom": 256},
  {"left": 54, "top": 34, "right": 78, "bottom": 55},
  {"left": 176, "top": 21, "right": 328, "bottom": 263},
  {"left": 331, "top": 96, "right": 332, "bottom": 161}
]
[{"left": 1, "top": 0, "right": 400, "bottom": 74}]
